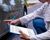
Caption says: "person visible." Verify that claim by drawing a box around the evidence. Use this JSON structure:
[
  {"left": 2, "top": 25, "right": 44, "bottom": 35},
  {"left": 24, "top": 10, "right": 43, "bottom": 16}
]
[
  {"left": 4, "top": 0, "right": 50, "bottom": 40},
  {"left": 23, "top": 4, "right": 27, "bottom": 15},
  {"left": 23, "top": 0, "right": 28, "bottom": 16}
]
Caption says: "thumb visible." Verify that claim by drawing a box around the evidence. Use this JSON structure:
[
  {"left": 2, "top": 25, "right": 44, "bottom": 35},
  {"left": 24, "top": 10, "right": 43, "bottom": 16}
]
[{"left": 10, "top": 21, "right": 16, "bottom": 25}]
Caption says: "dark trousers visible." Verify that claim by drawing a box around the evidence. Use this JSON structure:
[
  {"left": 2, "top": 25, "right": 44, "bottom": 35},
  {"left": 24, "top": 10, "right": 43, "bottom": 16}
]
[{"left": 0, "top": 32, "right": 21, "bottom": 40}]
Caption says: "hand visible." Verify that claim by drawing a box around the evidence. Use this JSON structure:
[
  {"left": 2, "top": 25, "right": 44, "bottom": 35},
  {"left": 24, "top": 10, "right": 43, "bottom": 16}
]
[
  {"left": 19, "top": 31, "right": 30, "bottom": 40},
  {"left": 4, "top": 19, "right": 20, "bottom": 25},
  {"left": 3, "top": 20, "right": 12, "bottom": 24},
  {"left": 10, "top": 19, "right": 20, "bottom": 25},
  {"left": 19, "top": 31, "right": 37, "bottom": 40}
]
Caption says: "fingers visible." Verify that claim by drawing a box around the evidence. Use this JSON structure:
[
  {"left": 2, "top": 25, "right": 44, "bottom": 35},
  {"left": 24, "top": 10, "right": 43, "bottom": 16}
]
[
  {"left": 19, "top": 31, "right": 30, "bottom": 40},
  {"left": 19, "top": 31, "right": 27, "bottom": 37},
  {"left": 10, "top": 19, "right": 20, "bottom": 25},
  {"left": 20, "top": 34, "right": 30, "bottom": 40},
  {"left": 3, "top": 20, "right": 12, "bottom": 24},
  {"left": 3, "top": 20, "right": 16, "bottom": 25},
  {"left": 19, "top": 31, "right": 26, "bottom": 38},
  {"left": 4, "top": 20, "right": 12, "bottom": 21},
  {"left": 3, "top": 19, "right": 20, "bottom": 25},
  {"left": 10, "top": 21, "right": 16, "bottom": 25},
  {"left": 4, "top": 20, "right": 12, "bottom": 22}
]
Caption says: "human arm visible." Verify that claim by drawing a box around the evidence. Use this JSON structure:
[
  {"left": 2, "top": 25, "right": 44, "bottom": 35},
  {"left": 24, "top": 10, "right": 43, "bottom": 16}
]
[
  {"left": 4, "top": 19, "right": 21, "bottom": 25},
  {"left": 35, "top": 30, "right": 50, "bottom": 40},
  {"left": 19, "top": 2, "right": 48, "bottom": 25},
  {"left": 30, "top": 30, "right": 50, "bottom": 40},
  {"left": 4, "top": 2, "right": 48, "bottom": 25},
  {"left": 19, "top": 31, "right": 37, "bottom": 40},
  {"left": 19, "top": 30, "right": 50, "bottom": 40}
]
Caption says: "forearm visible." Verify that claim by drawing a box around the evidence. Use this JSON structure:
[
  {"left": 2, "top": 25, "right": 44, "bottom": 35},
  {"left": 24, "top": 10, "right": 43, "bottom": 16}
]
[
  {"left": 14, "top": 19, "right": 21, "bottom": 25},
  {"left": 19, "top": 2, "right": 48, "bottom": 25},
  {"left": 19, "top": 13, "right": 38, "bottom": 25}
]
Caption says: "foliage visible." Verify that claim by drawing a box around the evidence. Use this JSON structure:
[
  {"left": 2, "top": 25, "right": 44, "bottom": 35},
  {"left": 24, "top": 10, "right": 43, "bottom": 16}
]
[
  {"left": 15, "top": 0, "right": 19, "bottom": 3},
  {"left": 24, "top": 0, "right": 28, "bottom": 6}
]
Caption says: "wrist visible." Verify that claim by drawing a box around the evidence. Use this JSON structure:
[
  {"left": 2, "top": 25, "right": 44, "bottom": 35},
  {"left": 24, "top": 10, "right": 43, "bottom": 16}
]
[{"left": 15, "top": 19, "right": 21, "bottom": 25}]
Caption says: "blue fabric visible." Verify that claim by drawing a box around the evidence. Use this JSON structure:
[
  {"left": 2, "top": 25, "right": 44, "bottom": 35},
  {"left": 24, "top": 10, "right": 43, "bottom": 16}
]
[{"left": 33, "top": 17, "right": 47, "bottom": 34}]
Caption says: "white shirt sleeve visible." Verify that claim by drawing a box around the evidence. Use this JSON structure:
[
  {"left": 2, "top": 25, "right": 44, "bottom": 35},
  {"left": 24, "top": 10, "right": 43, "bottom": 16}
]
[
  {"left": 36, "top": 30, "right": 50, "bottom": 40},
  {"left": 44, "top": 4, "right": 50, "bottom": 22},
  {"left": 19, "top": 2, "right": 48, "bottom": 25},
  {"left": 30, "top": 30, "right": 50, "bottom": 40},
  {"left": 19, "top": 13, "right": 38, "bottom": 25}
]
